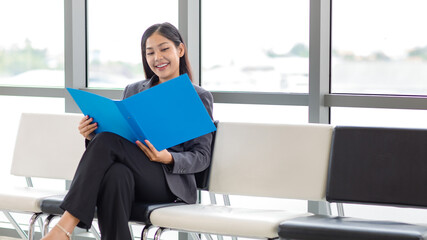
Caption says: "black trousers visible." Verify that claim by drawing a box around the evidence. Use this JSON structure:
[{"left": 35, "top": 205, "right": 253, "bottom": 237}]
[{"left": 61, "top": 132, "right": 176, "bottom": 240}]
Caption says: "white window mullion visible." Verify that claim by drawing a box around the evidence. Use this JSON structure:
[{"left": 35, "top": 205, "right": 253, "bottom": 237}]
[
  {"left": 179, "top": 0, "right": 200, "bottom": 86},
  {"left": 65, "top": 0, "right": 87, "bottom": 113}
]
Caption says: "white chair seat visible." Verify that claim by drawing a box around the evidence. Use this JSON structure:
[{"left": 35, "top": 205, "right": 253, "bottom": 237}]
[
  {"left": 150, "top": 204, "right": 313, "bottom": 239},
  {"left": 0, "top": 187, "right": 67, "bottom": 212}
]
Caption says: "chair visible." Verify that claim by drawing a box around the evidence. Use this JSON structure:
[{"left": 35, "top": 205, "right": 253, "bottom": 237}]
[
  {"left": 41, "top": 120, "right": 219, "bottom": 239},
  {"left": 278, "top": 126, "right": 427, "bottom": 240},
  {"left": 0, "top": 112, "right": 84, "bottom": 240},
  {"left": 149, "top": 122, "right": 334, "bottom": 239}
]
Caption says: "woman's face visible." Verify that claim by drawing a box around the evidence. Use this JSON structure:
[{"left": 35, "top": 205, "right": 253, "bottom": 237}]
[{"left": 145, "top": 32, "right": 184, "bottom": 83}]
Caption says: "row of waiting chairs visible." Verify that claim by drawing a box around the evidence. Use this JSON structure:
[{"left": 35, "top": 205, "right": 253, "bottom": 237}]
[
  {"left": 0, "top": 113, "right": 332, "bottom": 239},
  {"left": 2, "top": 112, "right": 427, "bottom": 240}
]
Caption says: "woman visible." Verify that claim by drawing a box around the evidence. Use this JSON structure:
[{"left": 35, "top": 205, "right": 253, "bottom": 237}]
[{"left": 42, "top": 22, "right": 214, "bottom": 240}]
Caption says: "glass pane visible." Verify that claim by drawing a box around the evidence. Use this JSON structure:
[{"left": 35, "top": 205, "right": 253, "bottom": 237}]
[
  {"left": 202, "top": 0, "right": 309, "bottom": 93},
  {"left": 213, "top": 103, "right": 308, "bottom": 124},
  {"left": 0, "top": 1, "right": 64, "bottom": 87},
  {"left": 331, "top": 0, "right": 427, "bottom": 95},
  {"left": 331, "top": 107, "right": 427, "bottom": 128},
  {"left": 87, "top": 0, "right": 178, "bottom": 88}
]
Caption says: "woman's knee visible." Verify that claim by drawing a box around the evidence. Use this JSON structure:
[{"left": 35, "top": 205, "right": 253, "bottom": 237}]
[
  {"left": 91, "top": 132, "right": 121, "bottom": 145},
  {"left": 102, "top": 163, "right": 134, "bottom": 189},
  {"left": 86, "top": 132, "right": 128, "bottom": 155}
]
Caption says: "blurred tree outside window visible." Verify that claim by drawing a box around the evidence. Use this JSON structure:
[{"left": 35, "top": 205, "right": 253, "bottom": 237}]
[{"left": 0, "top": 1, "right": 64, "bottom": 87}]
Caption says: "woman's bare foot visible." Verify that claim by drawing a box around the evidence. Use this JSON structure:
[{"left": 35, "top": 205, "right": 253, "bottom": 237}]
[{"left": 42, "top": 211, "right": 79, "bottom": 240}]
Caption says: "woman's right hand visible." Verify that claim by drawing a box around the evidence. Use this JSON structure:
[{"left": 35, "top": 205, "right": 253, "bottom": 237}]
[{"left": 78, "top": 115, "right": 98, "bottom": 140}]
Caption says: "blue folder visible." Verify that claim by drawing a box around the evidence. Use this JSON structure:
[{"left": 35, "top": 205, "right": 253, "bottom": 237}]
[{"left": 67, "top": 74, "right": 216, "bottom": 150}]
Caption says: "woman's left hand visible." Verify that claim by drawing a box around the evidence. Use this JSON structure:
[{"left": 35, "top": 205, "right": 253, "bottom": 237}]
[{"left": 136, "top": 140, "right": 173, "bottom": 165}]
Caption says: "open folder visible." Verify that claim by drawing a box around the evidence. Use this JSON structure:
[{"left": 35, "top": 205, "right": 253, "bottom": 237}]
[{"left": 67, "top": 74, "right": 216, "bottom": 150}]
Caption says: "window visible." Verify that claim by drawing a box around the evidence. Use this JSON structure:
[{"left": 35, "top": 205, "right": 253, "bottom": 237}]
[
  {"left": 87, "top": 0, "right": 178, "bottom": 88},
  {"left": 201, "top": 0, "right": 309, "bottom": 93},
  {"left": 0, "top": 1, "right": 64, "bottom": 87},
  {"left": 331, "top": 107, "right": 427, "bottom": 129},
  {"left": 213, "top": 103, "right": 307, "bottom": 124},
  {"left": 331, "top": 0, "right": 427, "bottom": 95},
  {"left": 2, "top": 0, "right": 427, "bottom": 230}
]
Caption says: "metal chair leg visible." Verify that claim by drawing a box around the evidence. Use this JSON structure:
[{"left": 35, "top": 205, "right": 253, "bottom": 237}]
[
  {"left": 3, "top": 211, "right": 28, "bottom": 239},
  {"left": 154, "top": 227, "right": 167, "bottom": 240},
  {"left": 190, "top": 232, "right": 201, "bottom": 240},
  {"left": 38, "top": 217, "right": 45, "bottom": 238},
  {"left": 28, "top": 213, "right": 43, "bottom": 240},
  {"left": 337, "top": 202, "right": 345, "bottom": 217},
  {"left": 203, "top": 233, "right": 214, "bottom": 240},
  {"left": 43, "top": 214, "right": 57, "bottom": 236},
  {"left": 141, "top": 224, "right": 154, "bottom": 240},
  {"left": 90, "top": 224, "right": 101, "bottom": 240},
  {"left": 209, "top": 192, "right": 217, "bottom": 204}
]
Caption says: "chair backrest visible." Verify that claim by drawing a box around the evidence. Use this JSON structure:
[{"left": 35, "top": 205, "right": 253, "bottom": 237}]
[
  {"left": 11, "top": 112, "right": 85, "bottom": 180},
  {"left": 327, "top": 126, "right": 427, "bottom": 208},
  {"left": 208, "top": 122, "right": 334, "bottom": 201},
  {"left": 195, "top": 120, "right": 219, "bottom": 190}
]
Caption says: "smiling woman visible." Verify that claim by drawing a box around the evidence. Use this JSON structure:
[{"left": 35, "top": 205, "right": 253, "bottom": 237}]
[
  {"left": 42, "top": 22, "right": 215, "bottom": 240},
  {"left": 145, "top": 34, "right": 184, "bottom": 83},
  {"left": 142, "top": 24, "right": 186, "bottom": 84}
]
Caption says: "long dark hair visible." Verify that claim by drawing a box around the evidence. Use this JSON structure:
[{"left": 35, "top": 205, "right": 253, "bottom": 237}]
[{"left": 141, "top": 22, "right": 193, "bottom": 82}]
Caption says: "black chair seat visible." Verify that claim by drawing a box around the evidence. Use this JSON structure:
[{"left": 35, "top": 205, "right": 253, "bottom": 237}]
[
  {"left": 40, "top": 195, "right": 185, "bottom": 224},
  {"left": 40, "top": 195, "right": 67, "bottom": 216},
  {"left": 129, "top": 201, "right": 185, "bottom": 223},
  {"left": 279, "top": 215, "right": 427, "bottom": 240}
]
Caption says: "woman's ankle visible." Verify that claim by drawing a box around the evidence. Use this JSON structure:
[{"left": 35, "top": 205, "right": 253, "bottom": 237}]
[
  {"left": 56, "top": 223, "right": 72, "bottom": 239},
  {"left": 58, "top": 211, "right": 79, "bottom": 229},
  {"left": 42, "top": 211, "right": 79, "bottom": 240},
  {"left": 41, "top": 225, "right": 69, "bottom": 240}
]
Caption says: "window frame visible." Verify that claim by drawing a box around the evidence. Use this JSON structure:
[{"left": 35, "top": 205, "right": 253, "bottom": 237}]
[
  {"left": 1, "top": 0, "right": 427, "bottom": 217},
  {"left": 0, "top": 0, "right": 425, "bottom": 112}
]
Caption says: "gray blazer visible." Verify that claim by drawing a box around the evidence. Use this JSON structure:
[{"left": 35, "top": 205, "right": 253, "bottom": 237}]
[{"left": 122, "top": 76, "right": 214, "bottom": 204}]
